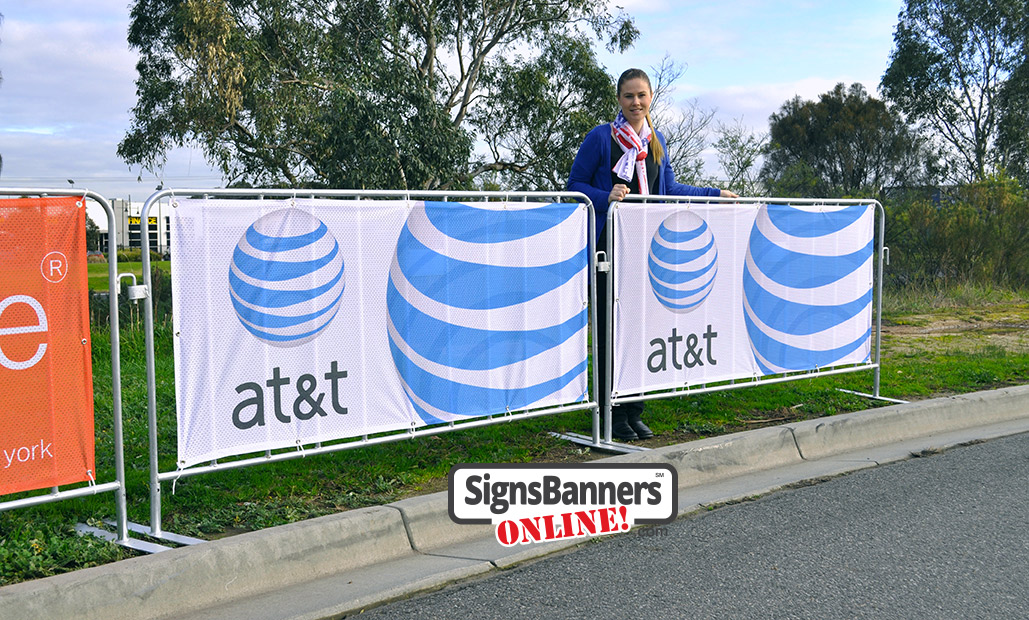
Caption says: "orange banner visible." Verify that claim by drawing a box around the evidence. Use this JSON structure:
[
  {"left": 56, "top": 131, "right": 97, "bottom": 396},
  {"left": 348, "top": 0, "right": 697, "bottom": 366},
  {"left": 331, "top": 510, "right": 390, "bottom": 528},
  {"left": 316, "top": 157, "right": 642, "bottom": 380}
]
[{"left": 0, "top": 197, "right": 94, "bottom": 496}]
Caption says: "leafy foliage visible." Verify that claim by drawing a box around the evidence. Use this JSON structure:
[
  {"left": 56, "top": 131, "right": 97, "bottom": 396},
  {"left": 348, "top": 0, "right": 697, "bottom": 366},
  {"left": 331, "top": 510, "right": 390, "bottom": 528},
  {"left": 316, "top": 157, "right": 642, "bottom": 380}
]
[
  {"left": 881, "top": 0, "right": 1029, "bottom": 183},
  {"left": 997, "top": 60, "right": 1029, "bottom": 188},
  {"left": 85, "top": 213, "right": 101, "bottom": 252},
  {"left": 761, "top": 83, "right": 938, "bottom": 197},
  {"left": 884, "top": 176, "right": 1029, "bottom": 287},
  {"left": 711, "top": 118, "right": 766, "bottom": 196},
  {"left": 0, "top": 514, "right": 127, "bottom": 586},
  {"left": 471, "top": 33, "right": 614, "bottom": 190},
  {"left": 119, "top": 0, "right": 637, "bottom": 190}
]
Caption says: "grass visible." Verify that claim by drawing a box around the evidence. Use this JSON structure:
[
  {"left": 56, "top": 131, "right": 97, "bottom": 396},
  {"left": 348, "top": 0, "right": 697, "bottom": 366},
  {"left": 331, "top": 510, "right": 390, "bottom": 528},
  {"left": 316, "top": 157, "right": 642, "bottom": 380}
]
[
  {"left": 881, "top": 280, "right": 1029, "bottom": 315},
  {"left": 2, "top": 285, "right": 1029, "bottom": 585},
  {"left": 87, "top": 261, "right": 170, "bottom": 292}
]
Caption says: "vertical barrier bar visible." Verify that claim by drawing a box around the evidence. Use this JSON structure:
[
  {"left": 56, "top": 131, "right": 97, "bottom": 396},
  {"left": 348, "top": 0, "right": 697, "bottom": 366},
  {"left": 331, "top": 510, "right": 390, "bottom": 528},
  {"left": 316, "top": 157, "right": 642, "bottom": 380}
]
[
  {"left": 874, "top": 202, "right": 886, "bottom": 398},
  {"left": 604, "top": 203, "right": 616, "bottom": 444},
  {"left": 99, "top": 193, "right": 129, "bottom": 542},
  {"left": 140, "top": 195, "right": 162, "bottom": 536},
  {"left": 588, "top": 197, "right": 601, "bottom": 446}
]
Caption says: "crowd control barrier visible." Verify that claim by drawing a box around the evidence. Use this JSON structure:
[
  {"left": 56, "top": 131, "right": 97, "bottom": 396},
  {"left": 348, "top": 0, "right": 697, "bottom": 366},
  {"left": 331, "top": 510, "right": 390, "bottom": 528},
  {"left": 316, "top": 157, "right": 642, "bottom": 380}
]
[
  {"left": 135, "top": 189, "right": 604, "bottom": 543},
  {"left": 0, "top": 189, "right": 152, "bottom": 551},
  {"left": 601, "top": 195, "right": 901, "bottom": 444}
]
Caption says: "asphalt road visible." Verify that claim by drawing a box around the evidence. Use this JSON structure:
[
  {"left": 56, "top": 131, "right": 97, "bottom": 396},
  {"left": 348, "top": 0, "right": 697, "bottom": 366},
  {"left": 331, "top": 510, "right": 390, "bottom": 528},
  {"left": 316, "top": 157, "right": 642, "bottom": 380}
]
[{"left": 352, "top": 432, "right": 1029, "bottom": 619}]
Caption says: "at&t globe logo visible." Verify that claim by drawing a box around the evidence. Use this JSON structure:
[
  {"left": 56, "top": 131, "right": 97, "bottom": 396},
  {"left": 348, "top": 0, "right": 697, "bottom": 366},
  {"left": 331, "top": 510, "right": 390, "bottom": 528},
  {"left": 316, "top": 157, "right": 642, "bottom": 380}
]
[
  {"left": 648, "top": 210, "right": 718, "bottom": 312},
  {"left": 228, "top": 208, "right": 345, "bottom": 347}
]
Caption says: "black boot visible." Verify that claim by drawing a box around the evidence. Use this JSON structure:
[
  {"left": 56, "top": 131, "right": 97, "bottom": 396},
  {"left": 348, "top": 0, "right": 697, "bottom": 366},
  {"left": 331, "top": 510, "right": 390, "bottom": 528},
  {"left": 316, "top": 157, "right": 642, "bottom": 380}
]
[
  {"left": 611, "top": 406, "right": 638, "bottom": 441},
  {"left": 627, "top": 408, "right": 653, "bottom": 439}
]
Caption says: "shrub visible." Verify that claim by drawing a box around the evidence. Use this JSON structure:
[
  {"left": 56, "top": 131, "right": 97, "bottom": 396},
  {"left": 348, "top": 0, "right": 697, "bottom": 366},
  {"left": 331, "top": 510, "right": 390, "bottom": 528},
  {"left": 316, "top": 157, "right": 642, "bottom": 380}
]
[
  {"left": 115, "top": 248, "right": 163, "bottom": 263},
  {"left": 883, "top": 175, "right": 1029, "bottom": 289}
]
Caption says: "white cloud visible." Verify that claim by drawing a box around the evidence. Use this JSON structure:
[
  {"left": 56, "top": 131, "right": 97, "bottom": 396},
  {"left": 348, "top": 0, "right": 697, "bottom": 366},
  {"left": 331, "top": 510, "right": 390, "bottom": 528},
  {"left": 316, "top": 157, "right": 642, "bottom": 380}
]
[
  {"left": 690, "top": 76, "right": 879, "bottom": 130},
  {"left": 0, "top": 4, "right": 223, "bottom": 200},
  {"left": 0, "top": 18, "right": 137, "bottom": 128}
]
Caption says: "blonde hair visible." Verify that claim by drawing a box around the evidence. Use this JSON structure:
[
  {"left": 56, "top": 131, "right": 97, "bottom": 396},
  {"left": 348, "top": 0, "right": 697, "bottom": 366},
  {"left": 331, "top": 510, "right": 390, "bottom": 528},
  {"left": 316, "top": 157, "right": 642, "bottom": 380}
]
[{"left": 617, "top": 68, "right": 664, "bottom": 164}]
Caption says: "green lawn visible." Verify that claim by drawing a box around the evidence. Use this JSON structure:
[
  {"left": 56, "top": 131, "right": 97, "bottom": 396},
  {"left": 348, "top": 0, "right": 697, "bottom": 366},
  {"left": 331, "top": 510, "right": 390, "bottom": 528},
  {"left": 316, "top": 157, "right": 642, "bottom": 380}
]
[{"left": 87, "top": 261, "right": 170, "bottom": 292}]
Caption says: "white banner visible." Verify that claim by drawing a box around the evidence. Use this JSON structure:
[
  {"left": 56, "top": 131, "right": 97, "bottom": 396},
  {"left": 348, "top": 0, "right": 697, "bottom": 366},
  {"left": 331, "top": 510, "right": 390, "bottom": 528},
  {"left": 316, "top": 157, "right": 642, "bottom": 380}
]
[
  {"left": 612, "top": 202, "right": 874, "bottom": 398},
  {"left": 171, "top": 199, "right": 589, "bottom": 468}
]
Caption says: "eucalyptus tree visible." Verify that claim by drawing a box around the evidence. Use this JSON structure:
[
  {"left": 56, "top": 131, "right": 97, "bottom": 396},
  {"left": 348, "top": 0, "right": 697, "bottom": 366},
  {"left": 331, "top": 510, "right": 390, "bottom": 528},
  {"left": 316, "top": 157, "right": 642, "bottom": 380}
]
[
  {"left": 881, "top": 0, "right": 1029, "bottom": 184},
  {"left": 761, "top": 83, "right": 939, "bottom": 197},
  {"left": 712, "top": 118, "right": 766, "bottom": 197},
  {"left": 119, "top": 0, "right": 637, "bottom": 190}
]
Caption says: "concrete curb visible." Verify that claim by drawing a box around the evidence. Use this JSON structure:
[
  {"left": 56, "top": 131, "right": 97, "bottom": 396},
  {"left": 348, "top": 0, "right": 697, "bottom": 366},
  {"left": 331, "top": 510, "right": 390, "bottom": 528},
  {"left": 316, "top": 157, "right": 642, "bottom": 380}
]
[
  {"left": 389, "top": 493, "right": 492, "bottom": 552},
  {"left": 788, "top": 384, "right": 1029, "bottom": 460},
  {"left": 2, "top": 385, "right": 1028, "bottom": 619},
  {"left": 0, "top": 505, "right": 412, "bottom": 620},
  {"left": 603, "top": 425, "right": 804, "bottom": 490}
]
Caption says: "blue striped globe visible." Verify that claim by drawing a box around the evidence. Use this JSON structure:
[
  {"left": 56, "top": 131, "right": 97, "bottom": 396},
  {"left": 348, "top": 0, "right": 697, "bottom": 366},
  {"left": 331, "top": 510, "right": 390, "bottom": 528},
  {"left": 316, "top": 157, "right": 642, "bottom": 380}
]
[
  {"left": 387, "top": 201, "right": 589, "bottom": 424},
  {"left": 228, "top": 208, "right": 345, "bottom": 347},
  {"left": 648, "top": 210, "right": 718, "bottom": 312},
  {"left": 743, "top": 203, "right": 873, "bottom": 374}
]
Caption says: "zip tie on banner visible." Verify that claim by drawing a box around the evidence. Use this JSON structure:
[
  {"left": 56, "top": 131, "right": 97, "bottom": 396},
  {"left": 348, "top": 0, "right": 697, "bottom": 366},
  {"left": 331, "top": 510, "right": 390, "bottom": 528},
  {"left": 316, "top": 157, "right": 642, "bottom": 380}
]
[
  {"left": 86, "top": 469, "right": 97, "bottom": 493},
  {"left": 76, "top": 189, "right": 89, "bottom": 208},
  {"left": 171, "top": 465, "right": 188, "bottom": 495},
  {"left": 296, "top": 440, "right": 306, "bottom": 457},
  {"left": 171, "top": 189, "right": 179, "bottom": 209}
]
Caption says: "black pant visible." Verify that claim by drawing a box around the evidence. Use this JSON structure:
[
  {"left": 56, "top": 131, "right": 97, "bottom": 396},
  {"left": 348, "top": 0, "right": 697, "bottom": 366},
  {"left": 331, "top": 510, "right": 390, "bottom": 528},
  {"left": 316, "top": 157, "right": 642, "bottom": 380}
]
[{"left": 595, "top": 225, "right": 644, "bottom": 421}]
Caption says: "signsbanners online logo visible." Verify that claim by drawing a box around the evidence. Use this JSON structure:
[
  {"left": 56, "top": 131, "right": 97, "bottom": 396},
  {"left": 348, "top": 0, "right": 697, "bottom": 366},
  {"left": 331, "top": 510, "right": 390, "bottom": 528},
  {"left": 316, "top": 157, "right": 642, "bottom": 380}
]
[
  {"left": 229, "top": 208, "right": 346, "bottom": 347},
  {"left": 449, "top": 463, "right": 677, "bottom": 546}
]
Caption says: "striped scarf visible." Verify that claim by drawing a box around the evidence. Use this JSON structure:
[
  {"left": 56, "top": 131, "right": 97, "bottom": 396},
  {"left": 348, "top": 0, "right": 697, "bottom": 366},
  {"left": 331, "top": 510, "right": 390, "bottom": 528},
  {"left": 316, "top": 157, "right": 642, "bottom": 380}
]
[{"left": 611, "top": 111, "right": 652, "bottom": 195}]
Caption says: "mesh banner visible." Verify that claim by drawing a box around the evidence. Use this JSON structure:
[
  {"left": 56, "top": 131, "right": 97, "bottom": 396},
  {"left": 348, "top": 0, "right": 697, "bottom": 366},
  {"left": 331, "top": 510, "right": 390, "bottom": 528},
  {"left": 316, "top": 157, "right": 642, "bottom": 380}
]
[
  {"left": 612, "top": 202, "right": 874, "bottom": 398},
  {"left": 0, "top": 197, "right": 94, "bottom": 495},
  {"left": 171, "top": 199, "right": 589, "bottom": 468}
]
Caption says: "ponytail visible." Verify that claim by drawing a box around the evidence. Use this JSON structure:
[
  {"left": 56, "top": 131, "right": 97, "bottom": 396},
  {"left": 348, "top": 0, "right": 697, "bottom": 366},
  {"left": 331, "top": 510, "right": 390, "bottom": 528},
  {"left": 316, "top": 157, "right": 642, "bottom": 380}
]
[{"left": 645, "top": 112, "right": 664, "bottom": 164}]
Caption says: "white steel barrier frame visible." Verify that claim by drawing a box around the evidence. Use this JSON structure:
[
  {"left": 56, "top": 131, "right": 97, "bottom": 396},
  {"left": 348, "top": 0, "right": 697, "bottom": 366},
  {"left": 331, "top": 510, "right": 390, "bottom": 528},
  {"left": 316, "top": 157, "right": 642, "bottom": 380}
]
[
  {"left": 600, "top": 195, "right": 904, "bottom": 447},
  {"left": 137, "top": 188, "right": 607, "bottom": 544},
  {"left": 0, "top": 189, "right": 150, "bottom": 551}
]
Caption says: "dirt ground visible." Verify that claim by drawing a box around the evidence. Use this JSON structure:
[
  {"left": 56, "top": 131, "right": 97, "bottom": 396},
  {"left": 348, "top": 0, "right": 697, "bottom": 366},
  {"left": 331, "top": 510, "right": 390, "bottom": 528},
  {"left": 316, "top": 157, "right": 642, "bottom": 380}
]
[{"left": 882, "top": 307, "right": 1029, "bottom": 354}]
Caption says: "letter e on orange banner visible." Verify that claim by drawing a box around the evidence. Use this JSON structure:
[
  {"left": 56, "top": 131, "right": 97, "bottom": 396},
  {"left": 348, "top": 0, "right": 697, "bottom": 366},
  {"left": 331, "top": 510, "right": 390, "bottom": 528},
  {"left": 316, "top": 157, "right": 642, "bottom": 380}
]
[{"left": 0, "top": 197, "right": 94, "bottom": 496}]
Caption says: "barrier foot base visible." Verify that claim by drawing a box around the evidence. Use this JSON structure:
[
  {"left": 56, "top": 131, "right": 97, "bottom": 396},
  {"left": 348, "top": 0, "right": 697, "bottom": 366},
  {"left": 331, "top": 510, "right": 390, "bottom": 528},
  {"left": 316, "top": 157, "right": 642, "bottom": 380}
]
[
  {"left": 836, "top": 388, "right": 909, "bottom": 404},
  {"left": 550, "top": 431, "right": 650, "bottom": 453},
  {"left": 119, "top": 520, "right": 206, "bottom": 546},
  {"left": 74, "top": 523, "right": 172, "bottom": 554}
]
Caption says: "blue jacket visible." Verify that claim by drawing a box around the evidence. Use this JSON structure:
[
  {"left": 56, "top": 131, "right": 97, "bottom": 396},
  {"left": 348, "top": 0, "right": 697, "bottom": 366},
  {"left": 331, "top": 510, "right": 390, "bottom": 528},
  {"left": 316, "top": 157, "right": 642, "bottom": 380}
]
[{"left": 567, "top": 123, "right": 721, "bottom": 236}]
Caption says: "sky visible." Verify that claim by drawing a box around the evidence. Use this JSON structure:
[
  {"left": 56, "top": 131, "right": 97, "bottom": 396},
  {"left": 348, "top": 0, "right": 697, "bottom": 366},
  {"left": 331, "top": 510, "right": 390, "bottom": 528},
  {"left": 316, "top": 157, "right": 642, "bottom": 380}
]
[{"left": 0, "top": 0, "right": 906, "bottom": 203}]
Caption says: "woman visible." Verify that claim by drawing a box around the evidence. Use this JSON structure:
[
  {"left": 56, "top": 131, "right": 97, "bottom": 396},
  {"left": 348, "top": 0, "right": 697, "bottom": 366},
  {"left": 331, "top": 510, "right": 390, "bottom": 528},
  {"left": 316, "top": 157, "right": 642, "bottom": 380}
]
[{"left": 568, "top": 68, "right": 738, "bottom": 441}]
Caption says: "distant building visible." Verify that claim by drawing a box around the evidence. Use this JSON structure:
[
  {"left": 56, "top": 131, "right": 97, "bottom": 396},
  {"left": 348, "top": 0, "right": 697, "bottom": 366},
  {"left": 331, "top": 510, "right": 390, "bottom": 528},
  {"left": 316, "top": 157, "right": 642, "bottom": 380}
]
[{"left": 88, "top": 199, "right": 172, "bottom": 255}]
